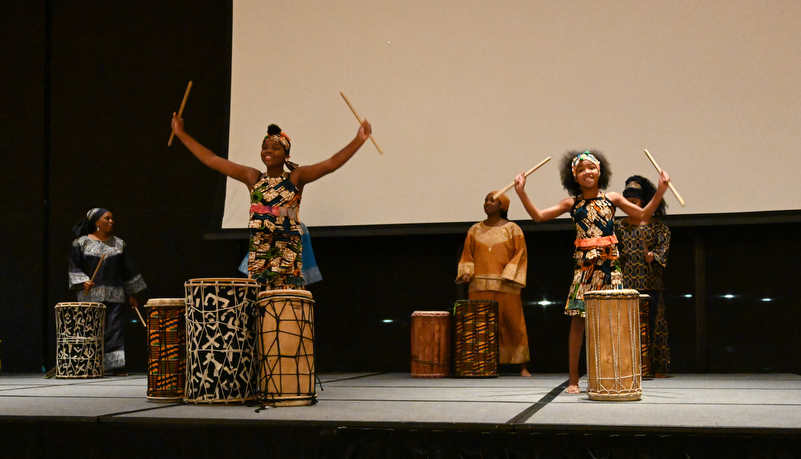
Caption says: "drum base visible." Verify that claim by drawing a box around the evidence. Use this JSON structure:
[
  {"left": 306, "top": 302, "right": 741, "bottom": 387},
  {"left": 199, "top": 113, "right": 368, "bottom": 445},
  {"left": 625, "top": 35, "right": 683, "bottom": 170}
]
[
  {"left": 588, "top": 390, "right": 642, "bottom": 402},
  {"left": 147, "top": 395, "right": 184, "bottom": 402},
  {"left": 260, "top": 395, "right": 316, "bottom": 407},
  {"left": 184, "top": 397, "right": 253, "bottom": 405}
]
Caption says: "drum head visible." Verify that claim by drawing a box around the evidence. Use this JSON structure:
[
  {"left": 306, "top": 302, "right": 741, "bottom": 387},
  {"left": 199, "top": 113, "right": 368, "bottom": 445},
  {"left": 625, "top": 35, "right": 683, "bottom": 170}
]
[
  {"left": 411, "top": 311, "right": 450, "bottom": 317},
  {"left": 584, "top": 288, "right": 640, "bottom": 299},
  {"left": 257, "top": 289, "right": 313, "bottom": 300},
  {"left": 55, "top": 302, "right": 105, "bottom": 309},
  {"left": 185, "top": 278, "right": 259, "bottom": 286},
  {"left": 145, "top": 298, "right": 185, "bottom": 307}
]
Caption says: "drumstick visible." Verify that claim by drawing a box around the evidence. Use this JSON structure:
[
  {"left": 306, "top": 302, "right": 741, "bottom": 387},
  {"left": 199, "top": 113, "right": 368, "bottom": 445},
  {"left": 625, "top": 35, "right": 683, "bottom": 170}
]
[
  {"left": 644, "top": 149, "right": 685, "bottom": 207},
  {"left": 90, "top": 254, "right": 106, "bottom": 283},
  {"left": 492, "top": 156, "right": 551, "bottom": 200},
  {"left": 85, "top": 254, "right": 106, "bottom": 292},
  {"left": 339, "top": 92, "right": 383, "bottom": 154},
  {"left": 132, "top": 304, "right": 148, "bottom": 331},
  {"left": 168, "top": 80, "right": 193, "bottom": 146}
]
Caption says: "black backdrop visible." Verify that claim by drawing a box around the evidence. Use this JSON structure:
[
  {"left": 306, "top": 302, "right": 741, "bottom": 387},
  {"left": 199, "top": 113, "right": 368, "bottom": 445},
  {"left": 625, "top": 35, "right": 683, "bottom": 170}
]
[{"left": 1, "top": 1, "right": 799, "bottom": 376}]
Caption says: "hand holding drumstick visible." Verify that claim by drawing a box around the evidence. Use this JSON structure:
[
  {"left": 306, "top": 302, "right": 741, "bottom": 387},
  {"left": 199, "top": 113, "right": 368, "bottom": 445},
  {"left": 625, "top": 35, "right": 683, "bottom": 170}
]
[{"left": 83, "top": 254, "right": 106, "bottom": 293}]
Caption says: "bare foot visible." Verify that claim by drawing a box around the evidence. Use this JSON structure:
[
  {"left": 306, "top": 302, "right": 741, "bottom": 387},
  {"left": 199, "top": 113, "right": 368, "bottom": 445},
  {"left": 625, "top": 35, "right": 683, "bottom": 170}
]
[
  {"left": 566, "top": 384, "right": 581, "bottom": 394},
  {"left": 520, "top": 368, "right": 531, "bottom": 377}
]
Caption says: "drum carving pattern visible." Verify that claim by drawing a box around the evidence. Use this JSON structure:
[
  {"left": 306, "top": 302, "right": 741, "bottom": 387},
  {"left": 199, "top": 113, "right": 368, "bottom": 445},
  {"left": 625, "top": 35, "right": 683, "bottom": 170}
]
[
  {"left": 55, "top": 302, "right": 106, "bottom": 379},
  {"left": 184, "top": 279, "right": 259, "bottom": 404}
]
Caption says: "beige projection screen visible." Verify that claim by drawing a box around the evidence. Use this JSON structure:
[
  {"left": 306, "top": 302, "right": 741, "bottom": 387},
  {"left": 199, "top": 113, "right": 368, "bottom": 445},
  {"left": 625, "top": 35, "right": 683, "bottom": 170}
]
[{"left": 223, "top": 0, "right": 801, "bottom": 229}]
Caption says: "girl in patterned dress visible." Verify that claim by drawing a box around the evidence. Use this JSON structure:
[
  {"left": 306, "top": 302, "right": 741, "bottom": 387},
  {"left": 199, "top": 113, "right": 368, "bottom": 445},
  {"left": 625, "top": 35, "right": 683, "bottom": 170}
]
[
  {"left": 513, "top": 151, "right": 669, "bottom": 394},
  {"left": 617, "top": 176, "right": 671, "bottom": 376},
  {"left": 171, "top": 115, "right": 372, "bottom": 289}
]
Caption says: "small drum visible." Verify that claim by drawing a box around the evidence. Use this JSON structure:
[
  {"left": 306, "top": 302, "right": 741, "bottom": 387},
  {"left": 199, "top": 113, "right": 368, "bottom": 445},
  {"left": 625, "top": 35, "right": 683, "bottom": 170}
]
[
  {"left": 255, "top": 289, "right": 316, "bottom": 407},
  {"left": 410, "top": 311, "right": 451, "bottom": 377},
  {"left": 584, "top": 289, "right": 642, "bottom": 401},
  {"left": 184, "top": 278, "right": 259, "bottom": 404},
  {"left": 638, "top": 294, "right": 652, "bottom": 378},
  {"left": 145, "top": 298, "right": 186, "bottom": 401},
  {"left": 55, "top": 302, "right": 106, "bottom": 379},
  {"left": 452, "top": 300, "right": 498, "bottom": 377}
]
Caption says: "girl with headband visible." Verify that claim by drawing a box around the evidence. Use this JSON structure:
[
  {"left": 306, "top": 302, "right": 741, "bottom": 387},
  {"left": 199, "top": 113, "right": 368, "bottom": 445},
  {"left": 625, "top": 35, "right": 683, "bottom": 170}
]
[
  {"left": 171, "top": 114, "right": 372, "bottom": 289},
  {"left": 617, "top": 175, "right": 671, "bottom": 377},
  {"left": 457, "top": 191, "right": 531, "bottom": 376},
  {"left": 69, "top": 208, "right": 147, "bottom": 375},
  {"left": 513, "top": 150, "right": 668, "bottom": 394}
]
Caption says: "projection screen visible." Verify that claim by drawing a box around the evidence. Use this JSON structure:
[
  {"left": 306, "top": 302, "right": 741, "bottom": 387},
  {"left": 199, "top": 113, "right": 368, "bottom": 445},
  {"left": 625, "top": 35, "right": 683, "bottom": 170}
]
[{"left": 224, "top": 0, "right": 801, "bottom": 228}]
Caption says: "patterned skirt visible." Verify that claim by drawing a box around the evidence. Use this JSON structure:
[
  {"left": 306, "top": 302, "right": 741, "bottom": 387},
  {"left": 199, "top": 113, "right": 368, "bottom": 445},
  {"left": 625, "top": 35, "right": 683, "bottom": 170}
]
[
  {"left": 565, "top": 245, "right": 622, "bottom": 317},
  {"left": 249, "top": 229, "right": 304, "bottom": 290}
]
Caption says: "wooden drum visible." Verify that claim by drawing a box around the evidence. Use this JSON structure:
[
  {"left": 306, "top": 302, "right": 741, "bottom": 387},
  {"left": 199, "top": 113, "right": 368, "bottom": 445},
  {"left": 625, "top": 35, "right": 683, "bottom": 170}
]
[
  {"left": 452, "top": 300, "right": 498, "bottom": 378},
  {"left": 410, "top": 311, "right": 451, "bottom": 377},
  {"left": 255, "top": 289, "right": 316, "bottom": 407},
  {"left": 145, "top": 298, "right": 186, "bottom": 401},
  {"left": 55, "top": 302, "right": 106, "bottom": 378},
  {"left": 184, "top": 278, "right": 260, "bottom": 404},
  {"left": 584, "top": 289, "right": 642, "bottom": 401}
]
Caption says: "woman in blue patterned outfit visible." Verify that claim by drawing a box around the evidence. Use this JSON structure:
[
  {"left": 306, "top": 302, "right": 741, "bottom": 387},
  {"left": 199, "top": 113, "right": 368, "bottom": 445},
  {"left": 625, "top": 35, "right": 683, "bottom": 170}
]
[
  {"left": 171, "top": 115, "right": 372, "bottom": 289},
  {"left": 513, "top": 150, "right": 669, "bottom": 394}
]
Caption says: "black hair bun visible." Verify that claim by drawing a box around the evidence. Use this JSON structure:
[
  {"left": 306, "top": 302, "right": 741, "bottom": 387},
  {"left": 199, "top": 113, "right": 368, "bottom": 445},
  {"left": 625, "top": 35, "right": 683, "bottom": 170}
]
[{"left": 267, "top": 124, "right": 282, "bottom": 136}]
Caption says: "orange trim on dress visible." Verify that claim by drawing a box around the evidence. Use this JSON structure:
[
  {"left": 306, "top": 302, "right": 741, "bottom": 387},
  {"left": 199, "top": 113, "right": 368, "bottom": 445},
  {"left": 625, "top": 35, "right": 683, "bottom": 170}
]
[{"left": 574, "top": 234, "right": 618, "bottom": 248}]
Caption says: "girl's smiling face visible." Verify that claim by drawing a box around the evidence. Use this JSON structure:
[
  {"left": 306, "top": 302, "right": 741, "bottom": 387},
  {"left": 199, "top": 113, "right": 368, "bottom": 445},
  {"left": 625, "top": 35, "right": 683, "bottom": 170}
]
[
  {"left": 260, "top": 139, "right": 288, "bottom": 168},
  {"left": 574, "top": 160, "right": 600, "bottom": 189}
]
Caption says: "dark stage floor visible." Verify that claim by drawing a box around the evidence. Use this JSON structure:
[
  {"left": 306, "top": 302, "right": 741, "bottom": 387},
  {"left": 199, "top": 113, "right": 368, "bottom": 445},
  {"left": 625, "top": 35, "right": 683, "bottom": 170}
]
[{"left": 1, "top": 372, "right": 799, "bottom": 458}]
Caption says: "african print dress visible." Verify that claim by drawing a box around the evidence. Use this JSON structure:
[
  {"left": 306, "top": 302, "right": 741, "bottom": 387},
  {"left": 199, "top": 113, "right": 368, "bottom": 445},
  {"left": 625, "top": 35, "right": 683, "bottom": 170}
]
[
  {"left": 565, "top": 193, "right": 622, "bottom": 317},
  {"left": 617, "top": 218, "right": 671, "bottom": 373},
  {"left": 248, "top": 172, "right": 304, "bottom": 289},
  {"left": 456, "top": 222, "right": 530, "bottom": 364}
]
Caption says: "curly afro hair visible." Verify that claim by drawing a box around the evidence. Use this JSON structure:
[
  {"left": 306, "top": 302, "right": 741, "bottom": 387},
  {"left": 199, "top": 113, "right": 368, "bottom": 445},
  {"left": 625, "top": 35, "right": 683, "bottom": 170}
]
[{"left": 559, "top": 149, "right": 612, "bottom": 196}]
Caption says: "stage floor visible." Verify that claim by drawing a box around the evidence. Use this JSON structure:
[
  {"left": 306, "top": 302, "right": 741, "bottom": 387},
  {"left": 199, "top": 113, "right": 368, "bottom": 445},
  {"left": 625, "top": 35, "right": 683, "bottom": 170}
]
[{"left": 1, "top": 372, "right": 799, "bottom": 434}]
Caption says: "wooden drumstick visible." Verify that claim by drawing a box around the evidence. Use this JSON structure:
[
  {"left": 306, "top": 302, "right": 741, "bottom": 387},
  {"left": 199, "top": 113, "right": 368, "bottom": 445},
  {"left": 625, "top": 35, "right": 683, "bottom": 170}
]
[
  {"left": 85, "top": 254, "right": 106, "bottom": 292},
  {"left": 90, "top": 253, "right": 106, "bottom": 282},
  {"left": 340, "top": 92, "right": 383, "bottom": 154},
  {"left": 168, "top": 80, "right": 193, "bottom": 146},
  {"left": 493, "top": 156, "right": 551, "bottom": 200},
  {"left": 132, "top": 304, "right": 148, "bottom": 331},
  {"left": 644, "top": 149, "right": 685, "bottom": 207}
]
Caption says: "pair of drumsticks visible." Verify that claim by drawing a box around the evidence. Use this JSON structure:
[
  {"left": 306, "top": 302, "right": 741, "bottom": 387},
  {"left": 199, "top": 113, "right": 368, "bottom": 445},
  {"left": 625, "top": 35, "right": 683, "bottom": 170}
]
[
  {"left": 167, "top": 82, "right": 683, "bottom": 204},
  {"left": 492, "top": 149, "right": 685, "bottom": 207},
  {"left": 85, "top": 255, "right": 148, "bottom": 330},
  {"left": 167, "top": 82, "right": 384, "bottom": 154}
]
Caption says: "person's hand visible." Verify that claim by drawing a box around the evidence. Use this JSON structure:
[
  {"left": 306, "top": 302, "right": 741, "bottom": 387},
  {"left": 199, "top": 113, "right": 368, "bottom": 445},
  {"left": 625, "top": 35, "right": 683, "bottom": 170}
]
[
  {"left": 514, "top": 173, "right": 527, "bottom": 194},
  {"left": 645, "top": 251, "right": 654, "bottom": 263},
  {"left": 129, "top": 295, "right": 139, "bottom": 310},
  {"left": 171, "top": 112, "right": 185, "bottom": 134},
  {"left": 459, "top": 273, "right": 472, "bottom": 283},
  {"left": 357, "top": 119, "right": 372, "bottom": 141},
  {"left": 657, "top": 170, "right": 669, "bottom": 193},
  {"left": 83, "top": 280, "right": 95, "bottom": 293}
]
